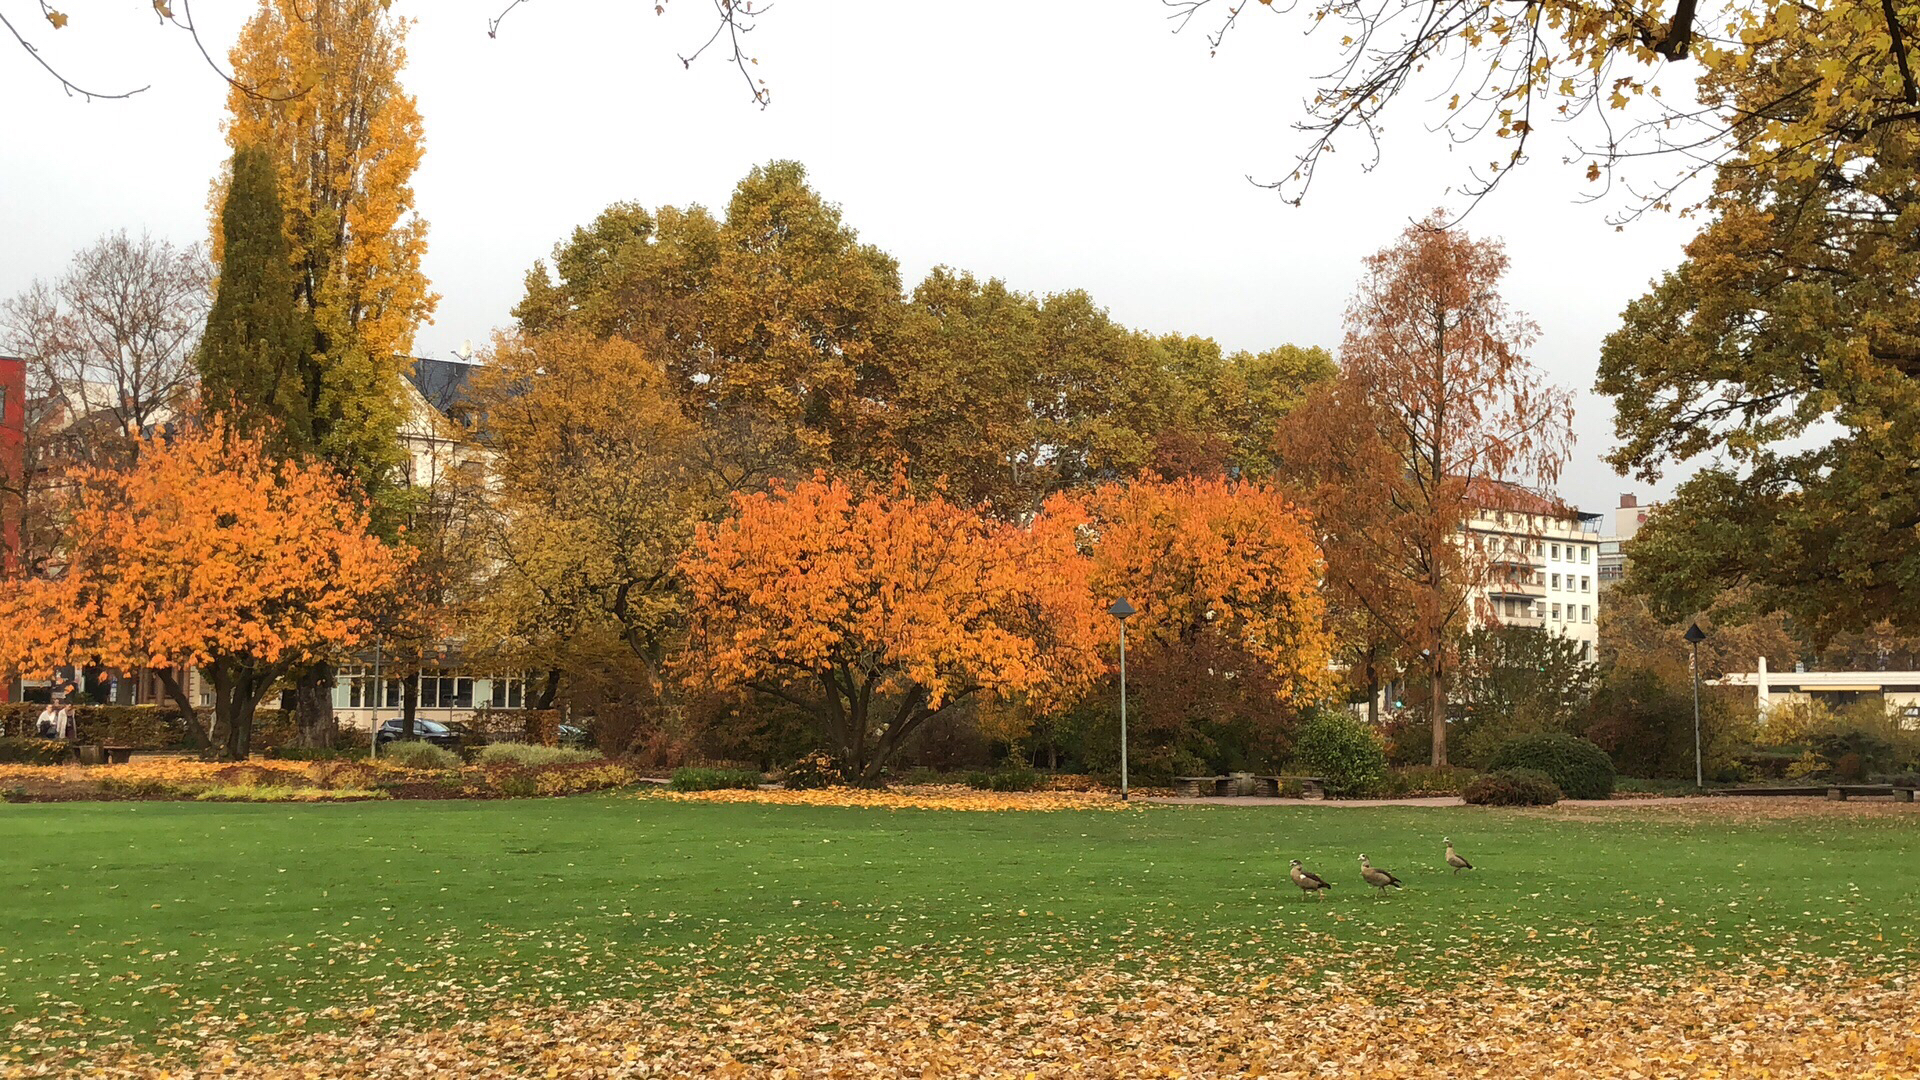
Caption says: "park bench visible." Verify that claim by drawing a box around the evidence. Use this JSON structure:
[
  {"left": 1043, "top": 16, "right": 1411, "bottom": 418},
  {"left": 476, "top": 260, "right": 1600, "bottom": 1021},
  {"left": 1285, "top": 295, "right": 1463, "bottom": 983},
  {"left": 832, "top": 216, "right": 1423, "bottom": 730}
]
[
  {"left": 1709, "top": 784, "right": 1914, "bottom": 802},
  {"left": 1171, "top": 774, "right": 1328, "bottom": 799},
  {"left": 73, "top": 745, "right": 136, "bottom": 766},
  {"left": 1173, "top": 775, "right": 1228, "bottom": 797},
  {"left": 1254, "top": 775, "right": 1328, "bottom": 800}
]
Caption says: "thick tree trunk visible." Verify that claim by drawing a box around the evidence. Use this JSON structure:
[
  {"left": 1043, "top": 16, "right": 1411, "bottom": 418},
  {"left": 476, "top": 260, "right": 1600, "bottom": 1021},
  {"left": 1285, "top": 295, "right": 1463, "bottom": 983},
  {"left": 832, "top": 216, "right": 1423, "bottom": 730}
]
[
  {"left": 1365, "top": 653, "right": 1380, "bottom": 727},
  {"left": 155, "top": 668, "right": 212, "bottom": 753},
  {"left": 401, "top": 672, "right": 418, "bottom": 738},
  {"left": 533, "top": 667, "right": 561, "bottom": 710},
  {"left": 292, "top": 661, "right": 337, "bottom": 748}
]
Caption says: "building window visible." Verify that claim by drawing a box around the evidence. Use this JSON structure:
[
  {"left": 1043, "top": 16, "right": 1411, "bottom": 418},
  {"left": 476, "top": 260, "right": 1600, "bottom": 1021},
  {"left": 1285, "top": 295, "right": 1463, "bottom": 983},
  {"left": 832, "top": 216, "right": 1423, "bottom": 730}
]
[
  {"left": 1551, "top": 573, "right": 1561, "bottom": 589},
  {"left": 1551, "top": 543, "right": 1560, "bottom": 560},
  {"left": 1582, "top": 605, "right": 1592, "bottom": 622},
  {"left": 489, "top": 674, "right": 529, "bottom": 710},
  {"left": 1552, "top": 603, "right": 1562, "bottom": 620},
  {"left": 1581, "top": 641, "right": 1592, "bottom": 660},
  {"left": 1581, "top": 575, "right": 1591, "bottom": 592},
  {"left": 1581, "top": 546, "right": 1591, "bottom": 563},
  {"left": 417, "top": 674, "right": 475, "bottom": 709}
]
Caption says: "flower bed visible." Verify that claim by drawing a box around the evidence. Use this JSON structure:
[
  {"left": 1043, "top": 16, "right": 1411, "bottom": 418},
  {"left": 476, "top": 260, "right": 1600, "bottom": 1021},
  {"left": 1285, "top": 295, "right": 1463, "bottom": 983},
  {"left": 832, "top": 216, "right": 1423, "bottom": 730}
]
[
  {"left": 0, "top": 757, "right": 642, "bottom": 802},
  {"left": 652, "top": 783, "right": 1138, "bottom": 812}
]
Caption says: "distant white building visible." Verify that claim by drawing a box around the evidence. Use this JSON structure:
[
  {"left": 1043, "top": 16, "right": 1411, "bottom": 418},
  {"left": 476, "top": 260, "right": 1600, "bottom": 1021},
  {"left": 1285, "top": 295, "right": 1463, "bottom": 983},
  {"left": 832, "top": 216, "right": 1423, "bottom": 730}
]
[
  {"left": 1598, "top": 493, "right": 1656, "bottom": 589},
  {"left": 1713, "top": 657, "right": 1920, "bottom": 729},
  {"left": 1464, "top": 481, "right": 1603, "bottom": 660}
]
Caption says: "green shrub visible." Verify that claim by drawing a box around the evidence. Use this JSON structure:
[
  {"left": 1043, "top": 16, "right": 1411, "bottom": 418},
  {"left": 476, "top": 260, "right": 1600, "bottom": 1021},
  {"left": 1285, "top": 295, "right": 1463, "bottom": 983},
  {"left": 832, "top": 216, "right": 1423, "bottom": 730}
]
[
  {"left": 379, "top": 741, "right": 461, "bottom": 770},
  {"left": 1486, "top": 732, "right": 1616, "bottom": 799},
  {"left": 266, "top": 745, "right": 371, "bottom": 762},
  {"left": 782, "top": 750, "right": 847, "bottom": 790},
  {"left": 476, "top": 743, "right": 602, "bottom": 767},
  {"left": 1380, "top": 764, "right": 1478, "bottom": 796},
  {"left": 1464, "top": 768, "right": 1562, "bottom": 806},
  {"left": 668, "top": 766, "right": 762, "bottom": 792},
  {"left": 1289, "top": 710, "right": 1388, "bottom": 796},
  {"left": 493, "top": 771, "right": 539, "bottom": 798},
  {"left": 0, "top": 738, "right": 73, "bottom": 765},
  {"left": 961, "top": 767, "right": 1041, "bottom": 792}
]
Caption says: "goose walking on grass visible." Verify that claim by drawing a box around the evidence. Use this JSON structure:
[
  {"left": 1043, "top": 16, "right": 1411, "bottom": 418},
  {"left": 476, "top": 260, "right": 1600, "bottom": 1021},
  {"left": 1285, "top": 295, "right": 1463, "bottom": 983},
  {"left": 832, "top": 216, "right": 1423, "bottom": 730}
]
[
  {"left": 1445, "top": 838, "right": 1474, "bottom": 875},
  {"left": 1289, "top": 859, "right": 1333, "bottom": 901},
  {"left": 1359, "top": 854, "right": 1403, "bottom": 896}
]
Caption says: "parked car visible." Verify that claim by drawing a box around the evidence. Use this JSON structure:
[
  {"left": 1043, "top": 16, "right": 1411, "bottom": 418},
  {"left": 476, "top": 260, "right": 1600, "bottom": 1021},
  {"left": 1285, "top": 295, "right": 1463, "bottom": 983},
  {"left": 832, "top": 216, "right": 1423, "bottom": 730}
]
[
  {"left": 557, "top": 723, "right": 589, "bottom": 748},
  {"left": 375, "top": 718, "right": 462, "bottom": 749}
]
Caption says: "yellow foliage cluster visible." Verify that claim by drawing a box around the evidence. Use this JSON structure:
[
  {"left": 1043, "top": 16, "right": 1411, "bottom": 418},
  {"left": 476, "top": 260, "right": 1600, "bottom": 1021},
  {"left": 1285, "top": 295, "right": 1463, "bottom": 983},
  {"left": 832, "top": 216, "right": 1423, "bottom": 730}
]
[
  {"left": 532, "top": 763, "right": 640, "bottom": 796},
  {"left": 652, "top": 785, "right": 1138, "bottom": 813}
]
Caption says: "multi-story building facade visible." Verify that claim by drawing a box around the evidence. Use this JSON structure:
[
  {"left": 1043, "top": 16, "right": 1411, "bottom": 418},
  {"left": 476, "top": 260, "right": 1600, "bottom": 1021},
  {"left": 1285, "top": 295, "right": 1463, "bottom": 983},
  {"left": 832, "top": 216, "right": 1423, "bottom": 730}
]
[{"left": 1465, "top": 485, "right": 1603, "bottom": 660}]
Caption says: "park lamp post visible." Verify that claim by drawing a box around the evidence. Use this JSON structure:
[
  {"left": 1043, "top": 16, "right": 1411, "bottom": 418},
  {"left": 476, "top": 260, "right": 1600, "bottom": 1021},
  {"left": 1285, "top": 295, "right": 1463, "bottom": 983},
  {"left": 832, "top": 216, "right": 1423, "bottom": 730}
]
[
  {"left": 1108, "top": 598, "right": 1136, "bottom": 801},
  {"left": 1685, "top": 623, "right": 1707, "bottom": 787}
]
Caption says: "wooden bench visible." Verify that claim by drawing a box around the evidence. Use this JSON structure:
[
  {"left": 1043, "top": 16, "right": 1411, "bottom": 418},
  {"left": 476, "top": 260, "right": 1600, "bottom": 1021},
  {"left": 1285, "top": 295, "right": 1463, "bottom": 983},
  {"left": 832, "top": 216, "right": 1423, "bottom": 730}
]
[
  {"left": 1827, "top": 784, "right": 1914, "bottom": 802},
  {"left": 1255, "top": 775, "right": 1328, "bottom": 800},
  {"left": 1710, "top": 785, "right": 1914, "bottom": 802}
]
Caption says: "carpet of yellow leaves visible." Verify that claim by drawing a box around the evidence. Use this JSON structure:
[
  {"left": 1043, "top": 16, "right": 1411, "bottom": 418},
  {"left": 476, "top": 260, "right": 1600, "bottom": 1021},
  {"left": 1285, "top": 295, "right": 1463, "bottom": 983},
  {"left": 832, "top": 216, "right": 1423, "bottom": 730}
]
[
  {"left": 11, "top": 962, "right": 1919, "bottom": 1077},
  {"left": 653, "top": 784, "right": 1138, "bottom": 812}
]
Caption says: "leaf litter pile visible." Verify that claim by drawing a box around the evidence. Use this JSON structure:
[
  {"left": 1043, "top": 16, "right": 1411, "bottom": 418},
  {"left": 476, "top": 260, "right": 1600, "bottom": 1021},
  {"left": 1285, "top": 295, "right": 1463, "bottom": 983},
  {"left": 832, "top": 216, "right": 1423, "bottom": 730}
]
[
  {"left": 9, "top": 956, "right": 1918, "bottom": 1076},
  {"left": 6, "top": 797, "right": 1920, "bottom": 1076}
]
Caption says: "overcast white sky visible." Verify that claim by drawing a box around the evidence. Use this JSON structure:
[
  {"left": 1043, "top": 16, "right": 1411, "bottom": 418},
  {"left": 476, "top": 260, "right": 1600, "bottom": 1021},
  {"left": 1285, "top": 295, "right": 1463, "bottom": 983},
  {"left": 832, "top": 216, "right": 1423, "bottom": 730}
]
[{"left": 1, "top": 0, "right": 1705, "bottom": 516}]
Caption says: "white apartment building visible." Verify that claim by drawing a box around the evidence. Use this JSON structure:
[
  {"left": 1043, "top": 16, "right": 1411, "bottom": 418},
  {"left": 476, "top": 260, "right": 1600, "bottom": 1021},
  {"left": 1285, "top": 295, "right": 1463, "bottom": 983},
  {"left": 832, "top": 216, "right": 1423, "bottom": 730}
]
[{"left": 1465, "top": 485, "right": 1603, "bottom": 660}]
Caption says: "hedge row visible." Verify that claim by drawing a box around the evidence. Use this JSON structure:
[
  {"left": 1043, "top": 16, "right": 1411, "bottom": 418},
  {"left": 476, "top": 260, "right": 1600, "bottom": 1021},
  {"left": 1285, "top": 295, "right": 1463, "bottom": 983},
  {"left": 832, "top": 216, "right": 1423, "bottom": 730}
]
[{"left": 0, "top": 703, "right": 294, "bottom": 750}]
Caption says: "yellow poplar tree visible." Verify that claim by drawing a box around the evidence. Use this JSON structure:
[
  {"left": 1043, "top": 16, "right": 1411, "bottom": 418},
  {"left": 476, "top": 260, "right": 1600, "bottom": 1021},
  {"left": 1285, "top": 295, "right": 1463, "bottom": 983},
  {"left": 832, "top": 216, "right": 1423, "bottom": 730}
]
[{"left": 214, "top": 0, "right": 435, "bottom": 510}]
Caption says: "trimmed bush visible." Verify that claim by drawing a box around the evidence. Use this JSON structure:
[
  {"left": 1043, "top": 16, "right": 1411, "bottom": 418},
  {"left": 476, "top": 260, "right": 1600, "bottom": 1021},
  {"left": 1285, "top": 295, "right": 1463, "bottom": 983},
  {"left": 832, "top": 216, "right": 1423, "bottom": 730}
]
[
  {"left": 379, "top": 741, "right": 461, "bottom": 770},
  {"left": 668, "top": 766, "right": 762, "bottom": 792},
  {"left": 476, "top": 743, "right": 602, "bottom": 767},
  {"left": 0, "top": 737, "right": 74, "bottom": 765},
  {"left": 1486, "top": 732, "right": 1616, "bottom": 799},
  {"left": 962, "top": 767, "right": 1042, "bottom": 792},
  {"left": 1381, "top": 764, "right": 1478, "bottom": 796},
  {"left": 1464, "top": 768, "right": 1562, "bottom": 806},
  {"left": 267, "top": 745, "right": 371, "bottom": 762},
  {"left": 1290, "top": 710, "right": 1388, "bottom": 795},
  {"left": 782, "top": 750, "right": 847, "bottom": 790}
]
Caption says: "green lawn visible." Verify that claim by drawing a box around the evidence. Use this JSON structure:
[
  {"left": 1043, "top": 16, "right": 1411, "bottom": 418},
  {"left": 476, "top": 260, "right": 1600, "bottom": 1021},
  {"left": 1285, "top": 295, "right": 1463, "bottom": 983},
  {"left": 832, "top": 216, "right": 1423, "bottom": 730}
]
[{"left": 4, "top": 794, "right": 1919, "bottom": 1046}]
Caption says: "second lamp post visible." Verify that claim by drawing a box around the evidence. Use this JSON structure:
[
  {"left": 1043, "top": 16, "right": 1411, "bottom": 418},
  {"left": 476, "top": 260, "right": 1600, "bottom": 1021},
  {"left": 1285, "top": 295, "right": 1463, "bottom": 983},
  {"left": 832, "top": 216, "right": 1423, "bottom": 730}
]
[{"left": 1108, "top": 599, "right": 1136, "bottom": 800}]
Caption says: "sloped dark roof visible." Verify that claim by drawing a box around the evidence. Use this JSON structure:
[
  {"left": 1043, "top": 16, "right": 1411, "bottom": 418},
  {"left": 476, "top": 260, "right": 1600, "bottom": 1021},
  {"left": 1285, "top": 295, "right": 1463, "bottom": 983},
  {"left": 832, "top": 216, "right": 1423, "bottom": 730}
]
[{"left": 408, "top": 357, "right": 477, "bottom": 421}]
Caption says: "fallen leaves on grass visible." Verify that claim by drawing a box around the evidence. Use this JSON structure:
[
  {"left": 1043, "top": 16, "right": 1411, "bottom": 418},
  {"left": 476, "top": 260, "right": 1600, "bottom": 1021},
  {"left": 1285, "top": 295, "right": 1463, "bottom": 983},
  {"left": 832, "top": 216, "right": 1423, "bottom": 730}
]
[
  {"left": 653, "top": 784, "right": 1137, "bottom": 812},
  {"left": 8, "top": 960, "right": 1919, "bottom": 1077}
]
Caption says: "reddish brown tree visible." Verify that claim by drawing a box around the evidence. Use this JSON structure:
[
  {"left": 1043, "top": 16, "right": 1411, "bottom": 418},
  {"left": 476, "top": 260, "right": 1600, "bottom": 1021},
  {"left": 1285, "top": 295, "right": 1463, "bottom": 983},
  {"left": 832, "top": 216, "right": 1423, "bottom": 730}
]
[{"left": 1278, "top": 215, "right": 1573, "bottom": 765}]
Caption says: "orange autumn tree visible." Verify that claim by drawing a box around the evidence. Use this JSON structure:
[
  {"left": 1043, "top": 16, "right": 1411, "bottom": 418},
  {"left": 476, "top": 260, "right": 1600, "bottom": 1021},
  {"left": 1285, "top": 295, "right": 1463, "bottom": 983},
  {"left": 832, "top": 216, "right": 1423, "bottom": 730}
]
[
  {"left": 681, "top": 476, "right": 1102, "bottom": 783},
  {"left": 1074, "top": 478, "right": 1337, "bottom": 771},
  {"left": 0, "top": 417, "right": 408, "bottom": 760}
]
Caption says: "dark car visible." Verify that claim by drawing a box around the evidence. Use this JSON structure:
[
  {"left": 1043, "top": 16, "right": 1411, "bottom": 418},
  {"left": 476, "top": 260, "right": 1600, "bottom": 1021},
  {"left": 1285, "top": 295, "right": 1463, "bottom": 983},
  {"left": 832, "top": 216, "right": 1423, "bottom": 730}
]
[{"left": 375, "top": 718, "right": 462, "bottom": 749}]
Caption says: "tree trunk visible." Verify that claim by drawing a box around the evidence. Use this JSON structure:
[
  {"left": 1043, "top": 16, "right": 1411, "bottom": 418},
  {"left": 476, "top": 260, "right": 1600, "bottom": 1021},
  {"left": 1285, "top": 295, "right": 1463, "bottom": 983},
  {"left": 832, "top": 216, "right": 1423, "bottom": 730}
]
[
  {"left": 1365, "top": 654, "right": 1380, "bottom": 727},
  {"left": 1429, "top": 662, "right": 1448, "bottom": 766},
  {"left": 401, "top": 672, "right": 419, "bottom": 738},
  {"left": 292, "top": 661, "right": 337, "bottom": 748},
  {"left": 155, "top": 668, "right": 212, "bottom": 753},
  {"left": 533, "top": 667, "right": 561, "bottom": 710}
]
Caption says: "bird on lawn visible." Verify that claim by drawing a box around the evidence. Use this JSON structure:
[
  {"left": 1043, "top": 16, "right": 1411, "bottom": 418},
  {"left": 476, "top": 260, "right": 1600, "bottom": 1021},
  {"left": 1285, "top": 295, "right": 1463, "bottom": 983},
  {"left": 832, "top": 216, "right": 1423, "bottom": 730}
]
[
  {"left": 1359, "top": 854, "right": 1404, "bottom": 895},
  {"left": 1289, "top": 859, "right": 1334, "bottom": 900},
  {"left": 1445, "top": 838, "right": 1474, "bottom": 875}
]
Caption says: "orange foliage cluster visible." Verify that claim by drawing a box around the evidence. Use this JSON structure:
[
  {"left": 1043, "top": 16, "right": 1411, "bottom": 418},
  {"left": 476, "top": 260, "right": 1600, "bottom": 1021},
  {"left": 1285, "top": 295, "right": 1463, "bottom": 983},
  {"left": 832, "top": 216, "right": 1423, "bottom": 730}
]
[
  {"left": 1076, "top": 476, "right": 1336, "bottom": 704},
  {"left": 0, "top": 418, "right": 406, "bottom": 680},
  {"left": 687, "top": 475, "right": 1102, "bottom": 710},
  {"left": 652, "top": 785, "right": 1138, "bottom": 813}
]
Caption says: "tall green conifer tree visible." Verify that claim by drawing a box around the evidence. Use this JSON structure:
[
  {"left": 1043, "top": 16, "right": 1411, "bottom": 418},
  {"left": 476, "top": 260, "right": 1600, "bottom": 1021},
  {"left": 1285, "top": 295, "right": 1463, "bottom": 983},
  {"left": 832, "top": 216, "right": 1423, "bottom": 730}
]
[{"left": 198, "top": 146, "right": 317, "bottom": 445}]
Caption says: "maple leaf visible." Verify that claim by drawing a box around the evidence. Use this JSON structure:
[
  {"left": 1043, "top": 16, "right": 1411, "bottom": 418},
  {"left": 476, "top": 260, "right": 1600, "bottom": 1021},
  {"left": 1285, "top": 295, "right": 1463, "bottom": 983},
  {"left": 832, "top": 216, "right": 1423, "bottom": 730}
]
[{"left": 45, "top": 8, "right": 68, "bottom": 28}]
